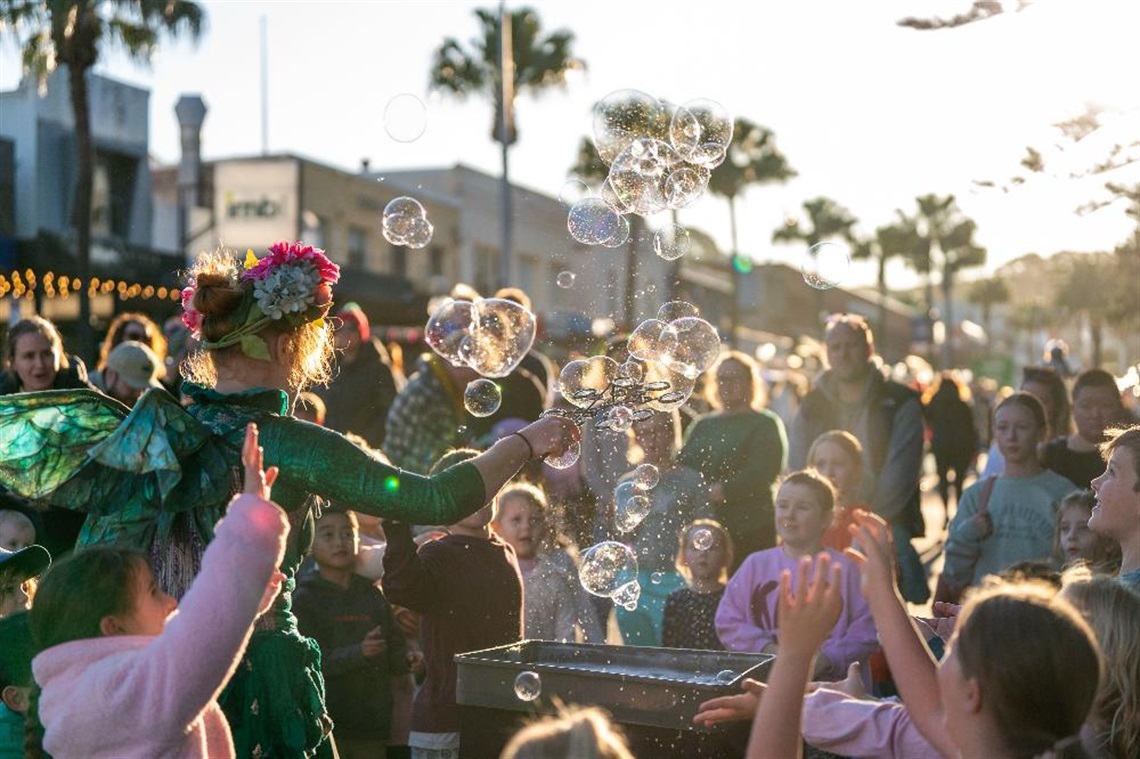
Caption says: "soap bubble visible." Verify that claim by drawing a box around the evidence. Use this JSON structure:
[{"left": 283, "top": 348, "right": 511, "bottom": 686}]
[
  {"left": 464, "top": 379, "right": 501, "bottom": 417},
  {"left": 664, "top": 165, "right": 709, "bottom": 209},
  {"left": 616, "top": 493, "right": 651, "bottom": 533},
  {"left": 425, "top": 299, "right": 475, "bottom": 367},
  {"left": 657, "top": 301, "right": 700, "bottom": 322},
  {"left": 661, "top": 317, "right": 721, "bottom": 379},
  {"left": 653, "top": 224, "right": 691, "bottom": 261},
  {"left": 382, "top": 196, "right": 431, "bottom": 246},
  {"left": 627, "top": 319, "right": 679, "bottom": 363},
  {"left": 715, "top": 670, "right": 737, "bottom": 685},
  {"left": 545, "top": 440, "right": 580, "bottom": 470},
  {"left": 633, "top": 463, "right": 660, "bottom": 491},
  {"left": 600, "top": 214, "right": 631, "bottom": 248},
  {"left": 650, "top": 572, "right": 664, "bottom": 585},
  {"left": 671, "top": 99, "right": 733, "bottom": 168},
  {"left": 604, "top": 405, "right": 634, "bottom": 432},
  {"left": 383, "top": 93, "right": 427, "bottom": 143},
  {"left": 514, "top": 671, "right": 542, "bottom": 702},
  {"left": 580, "top": 541, "right": 638, "bottom": 598},
  {"left": 568, "top": 198, "right": 623, "bottom": 245},
  {"left": 801, "top": 241, "right": 851, "bottom": 290},
  {"left": 592, "top": 89, "right": 668, "bottom": 165},
  {"left": 556, "top": 271, "right": 576, "bottom": 289},
  {"left": 642, "top": 361, "right": 697, "bottom": 413},
  {"left": 558, "top": 178, "right": 590, "bottom": 208},
  {"left": 607, "top": 138, "right": 672, "bottom": 216},
  {"left": 611, "top": 580, "right": 641, "bottom": 611},
  {"left": 691, "top": 527, "right": 714, "bottom": 550},
  {"left": 618, "top": 360, "right": 645, "bottom": 383},
  {"left": 466, "top": 298, "right": 537, "bottom": 378},
  {"left": 559, "top": 356, "right": 620, "bottom": 409}
]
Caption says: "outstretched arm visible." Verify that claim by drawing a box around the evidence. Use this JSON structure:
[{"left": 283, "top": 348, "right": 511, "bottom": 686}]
[{"left": 845, "top": 510, "right": 956, "bottom": 758}]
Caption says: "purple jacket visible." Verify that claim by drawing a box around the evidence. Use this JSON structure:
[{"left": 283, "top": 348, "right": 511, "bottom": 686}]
[
  {"left": 32, "top": 495, "right": 287, "bottom": 758},
  {"left": 715, "top": 547, "right": 878, "bottom": 680},
  {"left": 802, "top": 688, "right": 939, "bottom": 758}
]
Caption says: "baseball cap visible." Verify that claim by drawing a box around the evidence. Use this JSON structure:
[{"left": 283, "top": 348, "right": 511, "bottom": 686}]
[
  {"left": 0, "top": 544, "right": 51, "bottom": 582},
  {"left": 106, "top": 340, "right": 164, "bottom": 391}
]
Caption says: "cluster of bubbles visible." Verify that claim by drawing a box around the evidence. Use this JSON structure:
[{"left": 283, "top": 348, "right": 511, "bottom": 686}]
[
  {"left": 383, "top": 93, "right": 428, "bottom": 143},
  {"left": 800, "top": 241, "right": 851, "bottom": 290},
  {"left": 513, "top": 670, "right": 542, "bottom": 702},
  {"left": 425, "top": 297, "right": 536, "bottom": 378},
  {"left": 463, "top": 378, "right": 502, "bottom": 417},
  {"left": 565, "top": 90, "right": 733, "bottom": 252},
  {"left": 612, "top": 462, "right": 660, "bottom": 533},
  {"left": 382, "top": 196, "right": 434, "bottom": 248},
  {"left": 579, "top": 541, "right": 640, "bottom": 610}
]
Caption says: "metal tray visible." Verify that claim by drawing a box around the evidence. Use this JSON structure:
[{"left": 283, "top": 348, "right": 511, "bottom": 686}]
[{"left": 455, "top": 640, "right": 773, "bottom": 731}]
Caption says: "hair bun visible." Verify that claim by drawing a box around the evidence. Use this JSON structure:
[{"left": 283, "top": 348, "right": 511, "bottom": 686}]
[{"left": 192, "top": 271, "right": 244, "bottom": 318}]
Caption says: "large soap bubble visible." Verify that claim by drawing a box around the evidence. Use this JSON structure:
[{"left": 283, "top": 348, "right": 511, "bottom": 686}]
[
  {"left": 671, "top": 99, "right": 733, "bottom": 168},
  {"left": 660, "top": 316, "right": 721, "bottom": 379},
  {"left": 464, "top": 379, "right": 502, "bottom": 417},
  {"left": 642, "top": 360, "right": 698, "bottom": 412},
  {"left": 592, "top": 89, "right": 670, "bottom": 165},
  {"left": 607, "top": 138, "right": 673, "bottom": 216},
  {"left": 383, "top": 94, "right": 428, "bottom": 143},
  {"left": 627, "top": 319, "right": 679, "bottom": 363},
  {"left": 801, "top": 241, "right": 851, "bottom": 290},
  {"left": 579, "top": 541, "right": 639, "bottom": 598},
  {"left": 382, "top": 196, "right": 433, "bottom": 248},
  {"left": 568, "top": 198, "right": 623, "bottom": 245},
  {"left": 559, "top": 356, "right": 620, "bottom": 409},
  {"left": 653, "top": 224, "right": 691, "bottom": 261},
  {"left": 545, "top": 440, "right": 581, "bottom": 470},
  {"left": 425, "top": 299, "right": 476, "bottom": 366},
  {"left": 466, "top": 298, "right": 537, "bottom": 378}
]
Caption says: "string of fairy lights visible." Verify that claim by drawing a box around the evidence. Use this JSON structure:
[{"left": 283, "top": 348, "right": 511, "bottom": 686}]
[{"left": 0, "top": 269, "right": 181, "bottom": 303}]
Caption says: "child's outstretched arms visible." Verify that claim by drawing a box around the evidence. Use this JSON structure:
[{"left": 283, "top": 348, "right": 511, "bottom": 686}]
[
  {"left": 744, "top": 552, "right": 843, "bottom": 759},
  {"left": 845, "top": 510, "right": 955, "bottom": 758}
]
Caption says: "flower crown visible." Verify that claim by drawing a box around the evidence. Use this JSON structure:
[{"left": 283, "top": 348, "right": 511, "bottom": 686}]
[{"left": 182, "top": 241, "right": 340, "bottom": 360}]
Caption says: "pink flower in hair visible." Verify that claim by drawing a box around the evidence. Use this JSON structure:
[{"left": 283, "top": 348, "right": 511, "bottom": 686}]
[
  {"left": 181, "top": 286, "right": 203, "bottom": 334},
  {"left": 244, "top": 240, "right": 340, "bottom": 286}
]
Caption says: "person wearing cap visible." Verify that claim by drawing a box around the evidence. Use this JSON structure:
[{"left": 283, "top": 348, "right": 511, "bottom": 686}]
[
  {"left": 0, "top": 544, "right": 51, "bottom": 619},
  {"left": 317, "top": 302, "right": 405, "bottom": 448},
  {"left": 90, "top": 340, "right": 166, "bottom": 407}
]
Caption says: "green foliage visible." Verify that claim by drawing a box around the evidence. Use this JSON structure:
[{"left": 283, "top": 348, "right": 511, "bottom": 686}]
[
  {"left": 706, "top": 117, "right": 795, "bottom": 204},
  {"left": 772, "top": 196, "right": 856, "bottom": 248}
]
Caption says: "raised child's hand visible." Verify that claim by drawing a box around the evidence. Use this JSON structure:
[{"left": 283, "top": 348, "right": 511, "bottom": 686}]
[
  {"left": 845, "top": 509, "right": 896, "bottom": 602},
  {"left": 777, "top": 553, "right": 843, "bottom": 660},
  {"left": 242, "top": 423, "right": 279, "bottom": 500}
]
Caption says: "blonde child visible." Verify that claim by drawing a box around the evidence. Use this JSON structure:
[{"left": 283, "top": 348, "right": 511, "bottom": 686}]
[
  {"left": 0, "top": 510, "right": 36, "bottom": 552},
  {"left": 28, "top": 424, "right": 287, "bottom": 758},
  {"left": 1089, "top": 424, "right": 1140, "bottom": 590},
  {"left": 661, "top": 520, "right": 733, "bottom": 650},
  {"left": 806, "top": 430, "right": 864, "bottom": 551},
  {"left": 1054, "top": 490, "right": 1120, "bottom": 574},
  {"left": 716, "top": 470, "right": 876, "bottom": 680},
  {"left": 492, "top": 482, "right": 604, "bottom": 643},
  {"left": 941, "top": 392, "right": 1079, "bottom": 597}
]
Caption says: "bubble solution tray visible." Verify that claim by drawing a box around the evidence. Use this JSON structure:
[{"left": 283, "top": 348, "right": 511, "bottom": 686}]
[{"left": 454, "top": 640, "right": 773, "bottom": 731}]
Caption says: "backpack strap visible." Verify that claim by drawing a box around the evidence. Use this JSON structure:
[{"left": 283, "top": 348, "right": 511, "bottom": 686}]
[{"left": 977, "top": 474, "right": 998, "bottom": 516}]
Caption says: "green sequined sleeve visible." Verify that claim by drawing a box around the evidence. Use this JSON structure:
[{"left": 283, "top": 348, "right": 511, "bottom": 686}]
[{"left": 256, "top": 415, "right": 486, "bottom": 524}]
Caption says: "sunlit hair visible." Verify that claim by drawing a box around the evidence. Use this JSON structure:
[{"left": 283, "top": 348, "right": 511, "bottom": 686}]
[
  {"left": 1100, "top": 425, "right": 1140, "bottom": 491},
  {"left": 28, "top": 548, "right": 149, "bottom": 651},
  {"left": 98, "top": 312, "right": 166, "bottom": 372},
  {"left": 993, "top": 390, "right": 1047, "bottom": 432},
  {"left": 501, "top": 704, "right": 633, "bottom": 759},
  {"left": 806, "top": 429, "right": 864, "bottom": 469},
  {"left": 1053, "top": 490, "right": 1121, "bottom": 574},
  {"left": 922, "top": 371, "right": 972, "bottom": 405},
  {"left": 675, "top": 519, "right": 734, "bottom": 584},
  {"left": 779, "top": 469, "right": 836, "bottom": 517},
  {"left": 4, "top": 316, "right": 67, "bottom": 373},
  {"left": 294, "top": 391, "right": 326, "bottom": 425},
  {"left": 1022, "top": 365, "right": 1071, "bottom": 438},
  {"left": 429, "top": 447, "right": 481, "bottom": 476},
  {"left": 954, "top": 581, "right": 1103, "bottom": 757},
  {"left": 824, "top": 313, "right": 874, "bottom": 350},
  {"left": 181, "top": 248, "right": 334, "bottom": 392},
  {"left": 1061, "top": 576, "right": 1140, "bottom": 759},
  {"left": 707, "top": 350, "right": 766, "bottom": 410},
  {"left": 495, "top": 481, "right": 548, "bottom": 525}
]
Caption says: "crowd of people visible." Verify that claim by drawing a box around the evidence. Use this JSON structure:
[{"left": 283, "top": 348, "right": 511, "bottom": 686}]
[{"left": 1, "top": 240, "right": 1138, "bottom": 759}]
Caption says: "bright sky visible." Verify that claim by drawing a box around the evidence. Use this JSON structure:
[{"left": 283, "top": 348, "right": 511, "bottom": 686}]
[{"left": 3, "top": 0, "right": 1138, "bottom": 290}]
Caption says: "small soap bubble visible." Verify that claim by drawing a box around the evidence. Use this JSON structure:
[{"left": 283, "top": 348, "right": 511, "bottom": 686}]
[
  {"left": 558, "top": 178, "right": 590, "bottom": 208},
  {"left": 383, "top": 93, "right": 428, "bottom": 143},
  {"left": 611, "top": 580, "right": 641, "bottom": 610},
  {"left": 801, "top": 241, "right": 851, "bottom": 290},
  {"left": 606, "top": 405, "right": 634, "bottom": 432},
  {"left": 464, "top": 379, "right": 502, "bottom": 417},
  {"left": 657, "top": 301, "right": 700, "bottom": 322},
  {"left": 514, "top": 671, "right": 542, "bottom": 702},
  {"left": 545, "top": 440, "right": 581, "bottom": 470},
  {"left": 650, "top": 572, "right": 664, "bottom": 585},
  {"left": 653, "top": 224, "right": 691, "bottom": 261},
  {"left": 556, "top": 271, "right": 576, "bottom": 289},
  {"left": 691, "top": 527, "right": 714, "bottom": 550},
  {"left": 633, "top": 463, "right": 660, "bottom": 491},
  {"left": 715, "top": 670, "right": 736, "bottom": 685}
]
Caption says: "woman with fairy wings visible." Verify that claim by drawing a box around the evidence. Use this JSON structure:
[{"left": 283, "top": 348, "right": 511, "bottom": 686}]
[{"left": 0, "top": 241, "right": 578, "bottom": 759}]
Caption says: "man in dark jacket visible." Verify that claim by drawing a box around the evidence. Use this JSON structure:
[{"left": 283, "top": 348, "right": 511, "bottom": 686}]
[
  {"left": 318, "top": 303, "right": 404, "bottom": 448},
  {"left": 789, "top": 314, "right": 929, "bottom": 603}
]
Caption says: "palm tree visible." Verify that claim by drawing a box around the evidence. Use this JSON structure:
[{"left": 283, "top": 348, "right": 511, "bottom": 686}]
[
  {"left": 430, "top": 5, "right": 583, "bottom": 287},
  {"left": 706, "top": 117, "right": 795, "bottom": 346},
  {"left": 772, "top": 196, "right": 857, "bottom": 248},
  {"left": 966, "top": 275, "right": 1010, "bottom": 345},
  {"left": 1054, "top": 251, "right": 1117, "bottom": 368},
  {"left": 850, "top": 218, "right": 917, "bottom": 346},
  {"left": 894, "top": 194, "right": 987, "bottom": 367},
  {"left": 1, "top": 0, "right": 205, "bottom": 362}
]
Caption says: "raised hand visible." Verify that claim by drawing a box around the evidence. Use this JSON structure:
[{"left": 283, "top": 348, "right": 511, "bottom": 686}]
[
  {"left": 844, "top": 509, "right": 897, "bottom": 603},
  {"left": 242, "top": 423, "right": 279, "bottom": 500},
  {"left": 517, "top": 415, "right": 581, "bottom": 459}
]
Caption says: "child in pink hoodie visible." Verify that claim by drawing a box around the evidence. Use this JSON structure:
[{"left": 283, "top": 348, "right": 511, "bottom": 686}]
[{"left": 29, "top": 424, "right": 288, "bottom": 759}]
